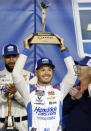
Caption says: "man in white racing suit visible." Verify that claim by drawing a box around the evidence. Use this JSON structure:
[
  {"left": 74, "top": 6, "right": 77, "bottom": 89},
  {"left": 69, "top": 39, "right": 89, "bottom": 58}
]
[
  {"left": 0, "top": 43, "right": 37, "bottom": 131},
  {"left": 12, "top": 34, "right": 77, "bottom": 131}
]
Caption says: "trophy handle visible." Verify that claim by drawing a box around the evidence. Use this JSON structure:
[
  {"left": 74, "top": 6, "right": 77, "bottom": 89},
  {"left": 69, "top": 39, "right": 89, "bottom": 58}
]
[
  {"left": 41, "top": 2, "right": 49, "bottom": 32},
  {"left": 8, "top": 93, "right": 12, "bottom": 116},
  {"left": 42, "top": 8, "right": 46, "bottom": 32},
  {"left": 0, "top": 93, "right": 16, "bottom": 130},
  {"left": 7, "top": 93, "right": 15, "bottom": 129}
]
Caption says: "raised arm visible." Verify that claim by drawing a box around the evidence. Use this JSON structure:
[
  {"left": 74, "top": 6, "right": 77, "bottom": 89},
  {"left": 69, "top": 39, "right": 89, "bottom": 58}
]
[
  {"left": 55, "top": 35, "right": 77, "bottom": 102},
  {"left": 60, "top": 52, "right": 77, "bottom": 101},
  {"left": 12, "top": 34, "right": 34, "bottom": 106}
]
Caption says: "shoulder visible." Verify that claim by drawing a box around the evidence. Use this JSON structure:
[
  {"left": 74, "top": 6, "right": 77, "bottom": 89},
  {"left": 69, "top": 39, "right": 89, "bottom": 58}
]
[
  {"left": 0, "top": 69, "right": 6, "bottom": 74},
  {"left": 0, "top": 69, "right": 9, "bottom": 78},
  {"left": 29, "top": 84, "right": 37, "bottom": 93},
  {"left": 22, "top": 69, "right": 31, "bottom": 75},
  {"left": 22, "top": 70, "right": 34, "bottom": 80},
  {"left": 53, "top": 84, "right": 60, "bottom": 91},
  {"left": 23, "top": 70, "right": 34, "bottom": 77}
]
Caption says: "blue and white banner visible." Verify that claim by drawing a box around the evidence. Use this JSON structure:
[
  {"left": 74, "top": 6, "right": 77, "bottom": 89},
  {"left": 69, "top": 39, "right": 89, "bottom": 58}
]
[
  {"left": 0, "top": 0, "right": 90, "bottom": 85},
  {"left": 72, "top": 0, "right": 91, "bottom": 58}
]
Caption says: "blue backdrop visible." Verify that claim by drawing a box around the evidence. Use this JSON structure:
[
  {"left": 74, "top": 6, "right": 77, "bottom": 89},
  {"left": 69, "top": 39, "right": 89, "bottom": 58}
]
[{"left": 0, "top": 0, "right": 80, "bottom": 85}]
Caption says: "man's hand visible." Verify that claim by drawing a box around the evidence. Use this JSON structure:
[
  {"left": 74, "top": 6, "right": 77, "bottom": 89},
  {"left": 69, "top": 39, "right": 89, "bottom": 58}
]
[
  {"left": 5, "top": 83, "right": 17, "bottom": 96},
  {"left": 69, "top": 86, "right": 83, "bottom": 100},
  {"left": 55, "top": 33, "right": 67, "bottom": 51},
  {"left": 41, "top": 2, "right": 49, "bottom": 9},
  {"left": 23, "top": 33, "right": 34, "bottom": 49}
]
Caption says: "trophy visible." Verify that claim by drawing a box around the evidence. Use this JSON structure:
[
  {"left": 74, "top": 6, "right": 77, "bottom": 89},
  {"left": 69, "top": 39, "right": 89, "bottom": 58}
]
[
  {"left": 29, "top": 1, "right": 61, "bottom": 44},
  {"left": 0, "top": 93, "right": 19, "bottom": 131}
]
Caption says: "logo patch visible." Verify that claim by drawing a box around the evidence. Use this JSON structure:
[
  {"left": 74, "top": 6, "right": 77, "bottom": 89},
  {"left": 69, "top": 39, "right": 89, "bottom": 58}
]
[
  {"left": 42, "top": 58, "right": 49, "bottom": 64},
  {"left": 44, "top": 128, "right": 50, "bottom": 131},
  {"left": 35, "top": 90, "right": 45, "bottom": 96},
  {"left": 7, "top": 46, "right": 14, "bottom": 52},
  {"left": 49, "top": 101, "right": 57, "bottom": 105},
  {"left": 48, "top": 91, "right": 54, "bottom": 95},
  {"left": 47, "top": 97, "right": 55, "bottom": 100},
  {"left": 34, "top": 106, "right": 57, "bottom": 116},
  {"left": 29, "top": 128, "right": 37, "bottom": 131},
  {"left": 0, "top": 85, "right": 6, "bottom": 94}
]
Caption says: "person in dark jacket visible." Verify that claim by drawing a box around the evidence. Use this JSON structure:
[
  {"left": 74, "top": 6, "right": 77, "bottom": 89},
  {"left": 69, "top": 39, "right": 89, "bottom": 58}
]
[{"left": 63, "top": 56, "right": 91, "bottom": 131}]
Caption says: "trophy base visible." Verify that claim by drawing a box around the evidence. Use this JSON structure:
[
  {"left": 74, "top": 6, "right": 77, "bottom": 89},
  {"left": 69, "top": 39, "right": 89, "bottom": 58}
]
[
  {"left": 0, "top": 116, "right": 18, "bottom": 131},
  {"left": 29, "top": 32, "right": 61, "bottom": 44}
]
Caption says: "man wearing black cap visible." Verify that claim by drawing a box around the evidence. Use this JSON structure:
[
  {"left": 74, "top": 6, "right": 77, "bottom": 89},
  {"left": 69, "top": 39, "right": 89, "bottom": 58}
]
[
  {"left": 10, "top": 34, "right": 77, "bottom": 131},
  {"left": 0, "top": 44, "right": 37, "bottom": 131},
  {"left": 63, "top": 56, "right": 91, "bottom": 131}
]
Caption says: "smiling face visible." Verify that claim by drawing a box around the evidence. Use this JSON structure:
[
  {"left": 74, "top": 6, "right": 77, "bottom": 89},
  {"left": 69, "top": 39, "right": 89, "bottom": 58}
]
[
  {"left": 2, "top": 54, "right": 19, "bottom": 72},
  {"left": 35, "top": 65, "right": 54, "bottom": 86}
]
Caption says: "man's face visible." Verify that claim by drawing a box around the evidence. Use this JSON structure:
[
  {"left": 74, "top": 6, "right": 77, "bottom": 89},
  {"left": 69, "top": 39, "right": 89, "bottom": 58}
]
[
  {"left": 35, "top": 65, "right": 54, "bottom": 86},
  {"left": 2, "top": 54, "right": 19, "bottom": 72},
  {"left": 78, "top": 65, "right": 89, "bottom": 81}
]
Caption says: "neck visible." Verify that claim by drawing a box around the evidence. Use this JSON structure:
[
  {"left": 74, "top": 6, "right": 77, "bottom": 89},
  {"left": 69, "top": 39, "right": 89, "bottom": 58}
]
[
  {"left": 37, "top": 81, "right": 51, "bottom": 86},
  {"left": 81, "top": 78, "right": 91, "bottom": 87}
]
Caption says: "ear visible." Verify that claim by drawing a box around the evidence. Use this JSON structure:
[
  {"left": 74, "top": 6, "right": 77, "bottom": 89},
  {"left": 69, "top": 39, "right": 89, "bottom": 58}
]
[{"left": 2, "top": 56, "right": 5, "bottom": 62}]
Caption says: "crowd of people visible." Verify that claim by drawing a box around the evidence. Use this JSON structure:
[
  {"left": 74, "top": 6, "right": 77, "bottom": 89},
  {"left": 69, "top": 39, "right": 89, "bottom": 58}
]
[{"left": 0, "top": 34, "right": 91, "bottom": 131}]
